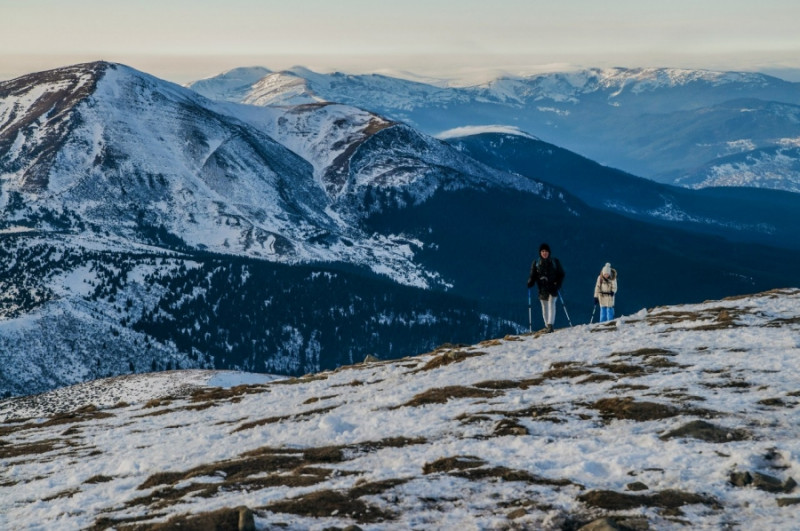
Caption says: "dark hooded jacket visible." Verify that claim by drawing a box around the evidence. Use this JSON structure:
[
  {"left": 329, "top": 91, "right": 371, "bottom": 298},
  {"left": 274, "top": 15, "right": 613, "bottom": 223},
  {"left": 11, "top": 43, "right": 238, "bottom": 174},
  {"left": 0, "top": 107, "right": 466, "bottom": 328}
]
[{"left": 527, "top": 256, "right": 565, "bottom": 300}]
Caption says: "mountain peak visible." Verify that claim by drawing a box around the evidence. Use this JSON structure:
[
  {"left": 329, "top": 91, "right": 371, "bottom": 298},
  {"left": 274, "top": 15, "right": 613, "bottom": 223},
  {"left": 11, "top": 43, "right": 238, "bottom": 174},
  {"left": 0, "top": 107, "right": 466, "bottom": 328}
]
[{"left": 0, "top": 61, "right": 115, "bottom": 191}]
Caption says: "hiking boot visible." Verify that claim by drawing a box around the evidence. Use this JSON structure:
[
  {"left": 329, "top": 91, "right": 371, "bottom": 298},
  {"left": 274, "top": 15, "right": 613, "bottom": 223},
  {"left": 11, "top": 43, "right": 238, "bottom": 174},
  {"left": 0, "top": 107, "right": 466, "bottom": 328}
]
[{"left": 546, "top": 324, "right": 554, "bottom": 333}]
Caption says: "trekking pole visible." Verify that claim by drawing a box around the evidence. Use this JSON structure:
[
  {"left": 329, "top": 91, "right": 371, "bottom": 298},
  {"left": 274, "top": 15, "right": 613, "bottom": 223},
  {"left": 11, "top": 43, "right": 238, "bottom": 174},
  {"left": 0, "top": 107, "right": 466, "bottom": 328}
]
[
  {"left": 527, "top": 288, "right": 533, "bottom": 333},
  {"left": 558, "top": 290, "right": 573, "bottom": 327},
  {"left": 590, "top": 303, "right": 597, "bottom": 324}
]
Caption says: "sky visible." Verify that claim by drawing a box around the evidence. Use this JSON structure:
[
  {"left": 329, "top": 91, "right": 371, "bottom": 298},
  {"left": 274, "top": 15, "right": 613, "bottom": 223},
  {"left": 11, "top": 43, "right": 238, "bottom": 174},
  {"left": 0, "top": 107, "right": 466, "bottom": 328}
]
[{"left": 3, "top": 0, "right": 800, "bottom": 83}]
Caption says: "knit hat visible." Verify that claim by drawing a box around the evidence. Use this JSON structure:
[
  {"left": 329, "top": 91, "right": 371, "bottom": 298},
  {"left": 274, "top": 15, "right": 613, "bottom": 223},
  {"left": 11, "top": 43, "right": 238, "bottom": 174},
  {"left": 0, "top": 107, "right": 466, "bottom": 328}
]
[
  {"left": 539, "top": 243, "right": 550, "bottom": 253},
  {"left": 602, "top": 263, "right": 612, "bottom": 276}
]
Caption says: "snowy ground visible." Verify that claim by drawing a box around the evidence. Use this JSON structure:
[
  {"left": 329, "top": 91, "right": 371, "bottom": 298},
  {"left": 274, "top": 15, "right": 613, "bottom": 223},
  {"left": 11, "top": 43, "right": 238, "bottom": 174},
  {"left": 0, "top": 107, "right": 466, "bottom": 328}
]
[{"left": 1, "top": 289, "right": 799, "bottom": 530}]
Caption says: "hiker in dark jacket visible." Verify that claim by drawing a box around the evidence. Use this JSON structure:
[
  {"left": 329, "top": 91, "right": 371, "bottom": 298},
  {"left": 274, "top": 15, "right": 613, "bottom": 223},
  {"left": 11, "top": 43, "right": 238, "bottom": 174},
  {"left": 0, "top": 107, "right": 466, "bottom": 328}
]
[{"left": 527, "top": 243, "right": 565, "bottom": 332}]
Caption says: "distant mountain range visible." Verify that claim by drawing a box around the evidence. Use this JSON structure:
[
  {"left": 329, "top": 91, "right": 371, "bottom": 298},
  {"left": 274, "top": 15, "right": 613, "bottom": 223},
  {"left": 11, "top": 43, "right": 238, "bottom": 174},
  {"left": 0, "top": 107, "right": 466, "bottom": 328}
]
[
  {"left": 445, "top": 130, "right": 800, "bottom": 251},
  {"left": 189, "top": 66, "right": 800, "bottom": 192},
  {"left": 1, "top": 62, "right": 799, "bottom": 397}
]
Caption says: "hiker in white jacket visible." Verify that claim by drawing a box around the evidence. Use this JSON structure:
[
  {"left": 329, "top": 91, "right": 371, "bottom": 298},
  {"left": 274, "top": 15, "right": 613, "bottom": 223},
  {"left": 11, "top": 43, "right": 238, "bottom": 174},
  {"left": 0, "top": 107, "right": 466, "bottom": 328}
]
[{"left": 593, "top": 263, "right": 617, "bottom": 322}]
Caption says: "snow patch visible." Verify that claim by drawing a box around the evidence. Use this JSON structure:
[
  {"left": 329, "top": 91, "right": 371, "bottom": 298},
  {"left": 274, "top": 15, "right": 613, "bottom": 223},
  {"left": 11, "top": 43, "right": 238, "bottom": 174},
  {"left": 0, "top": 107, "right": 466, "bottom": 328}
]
[{"left": 436, "top": 125, "right": 537, "bottom": 140}]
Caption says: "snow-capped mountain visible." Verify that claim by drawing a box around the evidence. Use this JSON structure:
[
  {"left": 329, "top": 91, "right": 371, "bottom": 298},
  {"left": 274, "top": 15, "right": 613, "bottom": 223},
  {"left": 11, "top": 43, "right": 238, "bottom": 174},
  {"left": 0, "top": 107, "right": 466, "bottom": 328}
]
[
  {"left": 191, "top": 66, "right": 800, "bottom": 191},
  {"left": 3, "top": 62, "right": 800, "bottom": 400},
  {"left": 185, "top": 66, "right": 272, "bottom": 102},
  {"left": 2, "top": 289, "right": 799, "bottom": 529},
  {"left": 0, "top": 62, "right": 538, "bottom": 288}
]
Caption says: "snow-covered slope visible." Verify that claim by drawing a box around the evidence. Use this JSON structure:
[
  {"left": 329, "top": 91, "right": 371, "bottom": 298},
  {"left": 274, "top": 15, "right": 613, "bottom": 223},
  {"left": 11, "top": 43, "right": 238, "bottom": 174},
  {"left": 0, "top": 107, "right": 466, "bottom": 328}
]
[{"left": 2, "top": 289, "right": 799, "bottom": 529}]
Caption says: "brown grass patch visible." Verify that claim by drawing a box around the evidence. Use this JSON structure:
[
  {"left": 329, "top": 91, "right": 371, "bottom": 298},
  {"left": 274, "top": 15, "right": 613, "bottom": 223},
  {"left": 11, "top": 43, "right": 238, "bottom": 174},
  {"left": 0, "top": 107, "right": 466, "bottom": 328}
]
[
  {"left": 455, "top": 413, "right": 492, "bottom": 425},
  {"left": 590, "top": 321, "right": 618, "bottom": 332},
  {"left": 414, "top": 350, "right": 487, "bottom": 373},
  {"left": 125, "top": 506, "right": 253, "bottom": 531},
  {"left": 42, "top": 488, "right": 81, "bottom": 502},
  {"left": 593, "top": 398, "right": 720, "bottom": 422},
  {"left": 126, "top": 483, "right": 222, "bottom": 511},
  {"left": 331, "top": 379, "right": 367, "bottom": 387},
  {"left": 578, "top": 489, "right": 717, "bottom": 510},
  {"left": 264, "top": 489, "right": 394, "bottom": 524},
  {"left": 231, "top": 405, "right": 338, "bottom": 433},
  {"left": 701, "top": 379, "right": 751, "bottom": 389},
  {"left": 577, "top": 374, "right": 617, "bottom": 384},
  {"left": 763, "top": 316, "right": 800, "bottom": 328},
  {"left": 0, "top": 405, "right": 114, "bottom": 436},
  {"left": 303, "top": 394, "right": 338, "bottom": 404},
  {"left": 398, "top": 386, "right": 501, "bottom": 407},
  {"left": 470, "top": 404, "right": 564, "bottom": 423},
  {"left": 541, "top": 361, "right": 595, "bottom": 380},
  {"left": 423, "top": 456, "right": 486, "bottom": 474},
  {"left": 660, "top": 420, "right": 750, "bottom": 443},
  {"left": 143, "top": 398, "right": 171, "bottom": 409},
  {"left": 657, "top": 392, "right": 706, "bottom": 403},
  {"left": 0, "top": 438, "right": 70, "bottom": 459},
  {"left": 758, "top": 397, "right": 788, "bottom": 407},
  {"left": 645, "top": 357, "right": 684, "bottom": 369},
  {"left": 90, "top": 513, "right": 168, "bottom": 530},
  {"left": 473, "top": 378, "right": 543, "bottom": 390},
  {"left": 649, "top": 306, "right": 748, "bottom": 331},
  {"left": 610, "top": 384, "right": 650, "bottom": 391},
  {"left": 594, "top": 362, "right": 648, "bottom": 377},
  {"left": 478, "top": 339, "right": 503, "bottom": 347},
  {"left": 133, "top": 436, "right": 426, "bottom": 512},
  {"left": 189, "top": 384, "right": 270, "bottom": 403},
  {"left": 85, "top": 475, "right": 115, "bottom": 484},
  {"left": 270, "top": 374, "right": 329, "bottom": 385},
  {"left": 452, "top": 466, "right": 578, "bottom": 488},
  {"left": 61, "top": 426, "right": 82, "bottom": 436},
  {"left": 611, "top": 348, "right": 676, "bottom": 358},
  {"left": 137, "top": 449, "right": 306, "bottom": 491},
  {"left": 303, "top": 446, "right": 345, "bottom": 463},
  {"left": 349, "top": 478, "right": 410, "bottom": 498},
  {"left": 590, "top": 397, "right": 682, "bottom": 422},
  {"left": 356, "top": 436, "right": 428, "bottom": 452}
]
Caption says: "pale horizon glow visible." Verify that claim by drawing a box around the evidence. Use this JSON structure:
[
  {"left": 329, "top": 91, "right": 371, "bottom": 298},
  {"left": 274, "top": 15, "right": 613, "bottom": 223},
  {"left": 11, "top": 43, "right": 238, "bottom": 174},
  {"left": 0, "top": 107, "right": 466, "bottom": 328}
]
[{"left": 3, "top": 0, "right": 800, "bottom": 83}]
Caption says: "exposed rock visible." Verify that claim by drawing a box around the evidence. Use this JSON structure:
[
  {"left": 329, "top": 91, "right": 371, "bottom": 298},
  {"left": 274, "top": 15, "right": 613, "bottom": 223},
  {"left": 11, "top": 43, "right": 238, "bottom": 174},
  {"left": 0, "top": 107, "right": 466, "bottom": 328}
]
[
  {"left": 493, "top": 418, "right": 529, "bottom": 436},
  {"left": 507, "top": 508, "right": 527, "bottom": 519},
  {"left": 577, "top": 518, "right": 626, "bottom": 531},
  {"left": 238, "top": 506, "right": 255, "bottom": 531},
  {"left": 626, "top": 481, "right": 649, "bottom": 491},
  {"left": 777, "top": 497, "right": 800, "bottom": 507},
  {"left": 729, "top": 471, "right": 797, "bottom": 493}
]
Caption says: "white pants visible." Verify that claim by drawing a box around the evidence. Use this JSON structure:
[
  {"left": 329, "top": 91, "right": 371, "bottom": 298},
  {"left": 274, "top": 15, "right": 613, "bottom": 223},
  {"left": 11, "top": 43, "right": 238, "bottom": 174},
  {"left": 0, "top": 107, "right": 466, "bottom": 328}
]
[{"left": 540, "top": 295, "right": 557, "bottom": 327}]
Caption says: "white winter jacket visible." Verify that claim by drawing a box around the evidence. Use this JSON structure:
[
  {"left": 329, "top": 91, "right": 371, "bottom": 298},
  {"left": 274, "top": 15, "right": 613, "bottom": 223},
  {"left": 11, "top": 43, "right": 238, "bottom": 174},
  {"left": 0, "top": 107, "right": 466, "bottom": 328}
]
[{"left": 594, "top": 269, "right": 617, "bottom": 307}]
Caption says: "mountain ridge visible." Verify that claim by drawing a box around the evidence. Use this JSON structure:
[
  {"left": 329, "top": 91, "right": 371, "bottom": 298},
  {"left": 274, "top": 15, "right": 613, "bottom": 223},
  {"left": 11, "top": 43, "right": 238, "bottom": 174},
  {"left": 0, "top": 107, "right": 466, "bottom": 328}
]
[{"left": 188, "top": 64, "right": 800, "bottom": 191}]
